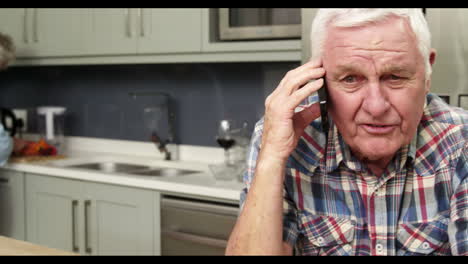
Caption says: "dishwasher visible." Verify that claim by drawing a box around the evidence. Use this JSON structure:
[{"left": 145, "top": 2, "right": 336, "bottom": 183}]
[{"left": 161, "top": 195, "right": 239, "bottom": 256}]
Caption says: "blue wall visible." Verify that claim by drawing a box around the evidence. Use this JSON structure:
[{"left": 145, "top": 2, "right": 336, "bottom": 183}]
[{"left": 0, "top": 62, "right": 298, "bottom": 146}]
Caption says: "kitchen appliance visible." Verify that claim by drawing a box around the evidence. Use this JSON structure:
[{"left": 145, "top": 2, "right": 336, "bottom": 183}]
[
  {"left": 37, "top": 106, "right": 66, "bottom": 153},
  {"left": 219, "top": 8, "right": 301, "bottom": 41},
  {"left": 161, "top": 196, "right": 238, "bottom": 256},
  {"left": 0, "top": 108, "right": 23, "bottom": 137}
]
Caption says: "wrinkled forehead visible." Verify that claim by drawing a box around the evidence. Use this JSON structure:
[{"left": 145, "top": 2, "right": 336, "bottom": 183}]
[
  {"left": 323, "top": 17, "right": 422, "bottom": 67},
  {"left": 326, "top": 16, "right": 415, "bottom": 49}
]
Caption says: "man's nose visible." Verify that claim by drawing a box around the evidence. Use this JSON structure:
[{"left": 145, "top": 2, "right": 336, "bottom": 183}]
[{"left": 361, "top": 82, "right": 391, "bottom": 117}]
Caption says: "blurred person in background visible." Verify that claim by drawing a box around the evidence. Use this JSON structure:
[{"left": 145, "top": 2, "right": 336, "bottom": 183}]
[{"left": 0, "top": 32, "right": 31, "bottom": 165}]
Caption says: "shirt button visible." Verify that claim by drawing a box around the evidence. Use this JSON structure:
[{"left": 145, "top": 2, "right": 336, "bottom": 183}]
[
  {"left": 422, "top": 242, "right": 430, "bottom": 249},
  {"left": 376, "top": 243, "right": 384, "bottom": 255},
  {"left": 317, "top": 237, "right": 325, "bottom": 244},
  {"left": 343, "top": 244, "right": 352, "bottom": 251}
]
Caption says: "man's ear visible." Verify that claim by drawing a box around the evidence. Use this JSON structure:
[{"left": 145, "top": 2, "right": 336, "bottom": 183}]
[
  {"left": 429, "top": 48, "right": 436, "bottom": 67},
  {"left": 425, "top": 49, "right": 437, "bottom": 93}
]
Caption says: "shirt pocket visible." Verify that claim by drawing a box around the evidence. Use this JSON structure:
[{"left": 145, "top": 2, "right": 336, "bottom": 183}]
[
  {"left": 397, "top": 215, "right": 450, "bottom": 255},
  {"left": 298, "top": 211, "right": 355, "bottom": 255}
]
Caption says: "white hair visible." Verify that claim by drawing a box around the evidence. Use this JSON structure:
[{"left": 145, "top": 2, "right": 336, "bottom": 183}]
[
  {"left": 0, "top": 32, "right": 15, "bottom": 70},
  {"left": 310, "top": 9, "right": 432, "bottom": 79}
]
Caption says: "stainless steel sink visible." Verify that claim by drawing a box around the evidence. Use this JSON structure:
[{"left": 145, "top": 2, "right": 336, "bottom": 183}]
[
  {"left": 64, "top": 161, "right": 199, "bottom": 177},
  {"left": 132, "top": 168, "right": 199, "bottom": 177},
  {"left": 66, "top": 162, "right": 150, "bottom": 173}
]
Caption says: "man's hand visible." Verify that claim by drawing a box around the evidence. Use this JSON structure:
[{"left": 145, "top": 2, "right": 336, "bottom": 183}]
[
  {"left": 261, "top": 59, "right": 325, "bottom": 162},
  {"left": 225, "top": 59, "right": 327, "bottom": 255}
]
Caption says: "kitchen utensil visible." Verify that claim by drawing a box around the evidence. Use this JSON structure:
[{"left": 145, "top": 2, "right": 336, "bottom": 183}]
[
  {"left": 37, "top": 106, "right": 66, "bottom": 154},
  {"left": 0, "top": 108, "right": 23, "bottom": 137}
]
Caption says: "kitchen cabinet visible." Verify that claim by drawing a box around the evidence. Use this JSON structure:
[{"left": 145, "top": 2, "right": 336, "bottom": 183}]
[
  {"left": 25, "top": 173, "right": 160, "bottom": 255},
  {"left": 426, "top": 8, "right": 468, "bottom": 108},
  {"left": 138, "top": 8, "right": 202, "bottom": 54},
  {"left": 0, "top": 9, "right": 31, "bottom": 58},
  {"left": 0, "top": 169, "right": 25, "bottom": 241},
  {"left": 28, "top": 8, "right": 92, "bottom": 57},
  {"left": 0, "top": 8, "right": 92, "bottom": 58},
  {"left": 9, "top": 8, "right": 298, "bottom": 65},
  {"left": 75, "top": 8, "right": 202, "bottom": 56}
]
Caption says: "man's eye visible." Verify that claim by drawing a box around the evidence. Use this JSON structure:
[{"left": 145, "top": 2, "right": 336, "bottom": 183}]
[
  {"left": 390, "top": 75, "right": 401, "bottom": 80},
  {"left": 343, "top": 75, "right": 357, "bottom": 83}
]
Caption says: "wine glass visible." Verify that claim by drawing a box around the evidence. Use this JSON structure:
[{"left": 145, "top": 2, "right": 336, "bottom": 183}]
[{"left": 216, "top": 119, "right": 236, "bottom": 165}]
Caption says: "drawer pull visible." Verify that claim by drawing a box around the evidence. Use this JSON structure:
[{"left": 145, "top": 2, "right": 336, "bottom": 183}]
[
  {"left": 162, "top": 230, "right": 227, "bottom": 249},
  {"left": 84, "top": 200, "right": 92, "bottom": 254},
  {"left": 72, "top": 200, "right": 79, "bottom": 253}
]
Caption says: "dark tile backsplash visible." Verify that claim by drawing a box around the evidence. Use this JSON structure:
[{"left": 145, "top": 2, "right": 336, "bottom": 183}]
[{"left": 0, "top": 62, "right": 298, "bottom": 146}]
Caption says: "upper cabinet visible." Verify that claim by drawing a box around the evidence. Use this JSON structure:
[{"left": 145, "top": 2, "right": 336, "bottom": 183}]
[
  {"left": 92, "top": 8, "right": 202, "bottom": 55},
  {"left": 2, "top": 8, "right": 300, "bottom": 65},
  {"left": 138, "top": 8, "right": 202, "bottom": 54},
  {"left": 0, "top": 9, "right": 30, "bottom": 57},
  {"left": 90, "top": 8, "right": 136, "bottom": 55},
  {"left": 0, "top": 8, "right": 92, "bottom": 58},
  {"left": 29, "top": 8, "right": 92, "bottom": 57}
]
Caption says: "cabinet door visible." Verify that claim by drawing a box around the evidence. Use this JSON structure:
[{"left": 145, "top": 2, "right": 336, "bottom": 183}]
[
  {"left": 25, "top": 174, "right": 83, "bottom": 253},
  {"left": 30, "top": 8, "right": 93, "bottom": 57},
  {"left": 138, "top": 8, "right": 202, "bottom": 54},
  {"left": 91, "top": 8, "right": 138, "bottom": 55},
  {"left": 84, "top": 182, "right": 159, "bottom": 255},
  {"left": 0, "top": 8, "right": 35, "bottom": 58},
  {"left": 0, "top": 169, "right": 25, "bottom": 240}
]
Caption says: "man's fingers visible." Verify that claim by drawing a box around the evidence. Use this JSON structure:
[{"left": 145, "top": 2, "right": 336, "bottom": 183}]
[{"left": 290, "top": 78, "right": 325, "bottom": 107}]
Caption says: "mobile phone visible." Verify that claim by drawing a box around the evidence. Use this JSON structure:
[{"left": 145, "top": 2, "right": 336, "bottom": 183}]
[{"left": 317, "top": 79, "right": 329, "bottom": 134}]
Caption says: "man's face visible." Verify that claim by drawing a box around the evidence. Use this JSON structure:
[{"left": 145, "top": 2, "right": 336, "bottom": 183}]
[{"left": 323, "top": 16, "right": 432, "bottom": 163}]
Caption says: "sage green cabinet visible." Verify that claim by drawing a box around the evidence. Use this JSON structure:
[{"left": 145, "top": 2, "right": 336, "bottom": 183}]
[
  {"left": 0, "top": 169, "right": 25, "bottom": 240},
  {"left": 0, "top": 8, "right": 31, "bottom": 57},
  {"left": 91, "top": 8, "right": 202, "bottom": 55},
  {"left": 28, "top": 8, "right": 93, "bottom": 57},
  {"left": 25, "top": 174, "right": 160, "bottom": 255},
  {"left": 137, "top": 8, "right": 202, "bottom": 54},
  {"left": 0, "top": 8, "right": 92, "bottom": 58}
]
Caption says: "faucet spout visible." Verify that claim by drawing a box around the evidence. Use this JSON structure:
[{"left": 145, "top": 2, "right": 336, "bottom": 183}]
[{"left": 151, "top": 132, "right": 171, "bottom": 160}]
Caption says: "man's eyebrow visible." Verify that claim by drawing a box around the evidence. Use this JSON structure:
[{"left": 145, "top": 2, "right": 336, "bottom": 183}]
[
  {"left": 331, "top": 65, "right": 364, "bottom": 78},
  {"left": 332, "top": 64, "right": 415, "bottom": 76},
  {"left": 334, "top": 64, "right": 361, "bottom": 73},
  {"left": 381, "top": 65, "right": 414, "bottom": 74}
]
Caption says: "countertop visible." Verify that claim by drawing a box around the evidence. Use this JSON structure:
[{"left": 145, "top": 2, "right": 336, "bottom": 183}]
[
  {"left": 0, "top": 236, "right": 77, "bottom": 255},
  {"left": 3, "top": 136, "right": 245, "bottom": 204}
]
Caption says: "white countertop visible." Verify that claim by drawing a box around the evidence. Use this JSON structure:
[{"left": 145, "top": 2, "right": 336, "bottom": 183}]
[{"left": 3, "top": 136, "right": 245, "bottom": 204}]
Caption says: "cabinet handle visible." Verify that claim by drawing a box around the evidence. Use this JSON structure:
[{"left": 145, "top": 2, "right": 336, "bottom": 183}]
[
  {"left": 23, "top": 9, "right": 28, "bottom": 43},
  {"left": 71, "top": 200, "right": 79, "bottom": 253},
  {"left": 0, "top": 177, "right": 9, "bottom": 184},
  {"left": 139, "top": 9, "right": 145, "bottom": 37},
  {"left": 126, "top": 8, "right": 132, "bottom": 38},
  {"left": 162, "top": 230, "right": 228, "bottom": 249},
  {"left": 33, "top": 8, "right": 38, "bottom": 42},
  {"left": 84, "top": 200, "right": 92, "bottom": 254}
]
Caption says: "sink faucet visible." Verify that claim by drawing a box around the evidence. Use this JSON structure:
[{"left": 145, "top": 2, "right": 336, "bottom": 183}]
[
  {"left": 151, "top": 132, "right": 172, "bottom": 160},
  {"left": 129, "top": 91, "right": 177, "bottom": 160}
]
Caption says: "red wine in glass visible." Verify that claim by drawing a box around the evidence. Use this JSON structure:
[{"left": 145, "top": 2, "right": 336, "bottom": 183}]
[{"left": 217, "top": 138, "right": 236, "bottom": 150}]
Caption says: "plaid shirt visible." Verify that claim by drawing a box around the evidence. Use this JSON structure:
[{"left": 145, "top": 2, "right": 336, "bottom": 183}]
[{"left": 240, "top": 93, "right": 468, "bottom": 256}]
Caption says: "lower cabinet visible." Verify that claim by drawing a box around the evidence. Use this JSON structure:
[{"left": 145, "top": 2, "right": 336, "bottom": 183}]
[
  {"left": 0, "top": 169, "right": 25, "bottom": 240},
  {"left": 25, "top": 173, "right": 160, "bottom": 255}
]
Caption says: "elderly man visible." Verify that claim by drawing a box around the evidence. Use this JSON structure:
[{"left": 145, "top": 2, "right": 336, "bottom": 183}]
[{"left": 226, "top": 9, "right": 467, "bottom": 256}]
